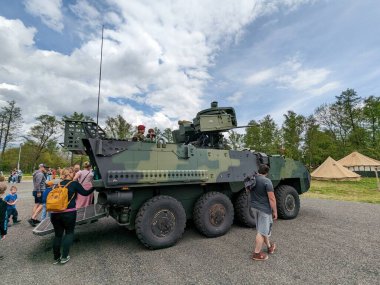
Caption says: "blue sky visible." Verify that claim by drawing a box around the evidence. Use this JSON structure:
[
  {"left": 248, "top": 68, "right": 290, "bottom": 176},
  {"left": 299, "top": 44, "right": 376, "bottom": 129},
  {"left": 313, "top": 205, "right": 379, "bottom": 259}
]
[
  {"left": 0, "top": 0, "right": 379, "bottom": 131},
  {"left": 209, "top": 0, "right": 380, "bottom": 123}
]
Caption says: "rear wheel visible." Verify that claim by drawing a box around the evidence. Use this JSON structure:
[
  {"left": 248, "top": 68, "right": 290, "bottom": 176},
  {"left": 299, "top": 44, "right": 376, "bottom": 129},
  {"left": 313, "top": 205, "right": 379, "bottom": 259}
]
[
  {"left": 275, "top": 185, "right": 300, "bottom": 219},
  {"left": 234, "top": 190, "right": 255, "bottom": 227},
  {"left": 135, "top": 195, "right": 186, "bottom": 249},
  {"left": 193, "top": 192, "right": 234, "bottom": 237}
]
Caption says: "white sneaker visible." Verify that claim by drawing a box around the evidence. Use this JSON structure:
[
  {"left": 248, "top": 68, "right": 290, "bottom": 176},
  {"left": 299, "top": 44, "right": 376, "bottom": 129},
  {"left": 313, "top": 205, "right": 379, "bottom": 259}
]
[
  {"left": 53, "top": 257, "right": 61, "bottom": 265},
  {"left": 60, "top": 256, "right": 70, "bottom": 264}
]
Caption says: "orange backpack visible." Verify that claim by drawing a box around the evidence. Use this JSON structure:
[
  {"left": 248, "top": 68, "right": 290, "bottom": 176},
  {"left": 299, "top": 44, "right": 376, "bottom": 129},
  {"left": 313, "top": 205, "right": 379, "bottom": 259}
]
[{"left": 46, "top": 181, "right": 75, "bottom": 212}]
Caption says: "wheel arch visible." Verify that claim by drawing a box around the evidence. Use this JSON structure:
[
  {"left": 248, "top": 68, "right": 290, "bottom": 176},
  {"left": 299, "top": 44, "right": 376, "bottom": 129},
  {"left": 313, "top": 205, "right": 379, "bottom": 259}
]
[{"left": 276, "top": 178, "right": 302, "bottom": 194}]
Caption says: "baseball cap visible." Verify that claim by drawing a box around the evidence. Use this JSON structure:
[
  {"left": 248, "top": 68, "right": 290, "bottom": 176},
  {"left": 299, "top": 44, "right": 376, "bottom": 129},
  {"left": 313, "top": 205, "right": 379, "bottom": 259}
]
[{"left": 39, "top": 163, "right": 49, "bottom": 168}]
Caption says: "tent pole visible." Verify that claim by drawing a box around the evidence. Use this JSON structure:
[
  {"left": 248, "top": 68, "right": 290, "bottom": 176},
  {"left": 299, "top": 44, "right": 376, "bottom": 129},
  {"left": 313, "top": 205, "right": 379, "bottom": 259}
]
[{"left": 375, "top": 167, "right": 380, "bottom": 191}]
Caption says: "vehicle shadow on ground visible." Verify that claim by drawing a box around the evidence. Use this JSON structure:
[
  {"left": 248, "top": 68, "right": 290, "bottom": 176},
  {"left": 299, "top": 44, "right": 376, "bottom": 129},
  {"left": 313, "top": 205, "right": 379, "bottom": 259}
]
[
  {"left": 26, "top": 219, "right": 205, "bottom": 263},
  {"left": 27, "top": 220, "right": 139, "bottom": 262}
]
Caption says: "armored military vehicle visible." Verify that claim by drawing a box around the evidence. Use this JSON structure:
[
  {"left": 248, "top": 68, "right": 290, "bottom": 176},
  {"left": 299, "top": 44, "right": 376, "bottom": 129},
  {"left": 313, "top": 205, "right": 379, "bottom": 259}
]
[{"left": 36, "top": 102, "right": 310, "bottom": 249}]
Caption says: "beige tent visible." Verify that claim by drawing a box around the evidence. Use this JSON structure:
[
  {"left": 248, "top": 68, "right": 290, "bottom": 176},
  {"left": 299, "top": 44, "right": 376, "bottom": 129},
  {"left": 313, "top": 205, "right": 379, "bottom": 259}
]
[
  {"left": 311, "top": 156, "right": 361, "bottom": 181},
  {"left": 337, "top": 151, "right": 380, "bottom": 172}
]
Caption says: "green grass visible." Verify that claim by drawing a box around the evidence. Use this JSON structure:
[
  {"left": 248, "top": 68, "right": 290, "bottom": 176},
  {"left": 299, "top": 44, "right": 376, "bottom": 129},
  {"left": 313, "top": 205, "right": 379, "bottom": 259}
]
[{"left": 304, "top": 178, "right": 380, "bottom": 204}]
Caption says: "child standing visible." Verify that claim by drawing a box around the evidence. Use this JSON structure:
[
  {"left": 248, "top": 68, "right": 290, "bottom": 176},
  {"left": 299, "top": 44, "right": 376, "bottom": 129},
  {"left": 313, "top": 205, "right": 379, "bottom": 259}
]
[
  {"left": 4, "top": 185, "right": 21, "bottom": 226},
  {"left": 0, "top": 177, "right": 9, "bottom": 260},
  {"left": 41, "top": 180, "right": 56, "bottom": 220}
]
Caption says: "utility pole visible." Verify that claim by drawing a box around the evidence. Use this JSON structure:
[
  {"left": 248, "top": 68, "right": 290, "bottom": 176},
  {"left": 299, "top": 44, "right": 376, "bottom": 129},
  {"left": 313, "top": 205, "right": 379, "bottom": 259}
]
[{"left": 17, "top": 143, "right": 22, "bottom": 170}]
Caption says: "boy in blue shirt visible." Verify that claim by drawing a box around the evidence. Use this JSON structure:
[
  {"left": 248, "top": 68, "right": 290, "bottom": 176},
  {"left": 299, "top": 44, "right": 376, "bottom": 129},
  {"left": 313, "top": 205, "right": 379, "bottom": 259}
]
[
  {"left": 41, "top": 181, "right": 55, "bottom": 220},
  {"left": 4, "top": 185, "right": 21, "bottom": 226}
]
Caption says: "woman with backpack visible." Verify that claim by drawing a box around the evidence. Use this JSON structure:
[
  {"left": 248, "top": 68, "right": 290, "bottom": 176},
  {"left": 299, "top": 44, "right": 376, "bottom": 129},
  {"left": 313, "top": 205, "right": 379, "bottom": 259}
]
[
  {"left": 49, "top": 167, "right": 95, "bottom": 265},
  {"left": 73, "top": 161, "right": 94, "bottom": 208}
]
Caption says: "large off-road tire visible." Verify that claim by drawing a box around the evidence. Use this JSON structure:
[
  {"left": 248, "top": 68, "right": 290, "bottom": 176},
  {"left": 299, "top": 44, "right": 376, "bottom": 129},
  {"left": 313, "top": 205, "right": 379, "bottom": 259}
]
[
  {"left": 275, "top": 185, "right": 300, "bottom": 220},
  {"left": 234, "top": 191, "right": 256, "bottom": 228},
  {"left": 193, "top": 192, "right": 234, "bottom": 237},
  {"left": 135, "top": 195, "right": 186, "bottom": 249}
]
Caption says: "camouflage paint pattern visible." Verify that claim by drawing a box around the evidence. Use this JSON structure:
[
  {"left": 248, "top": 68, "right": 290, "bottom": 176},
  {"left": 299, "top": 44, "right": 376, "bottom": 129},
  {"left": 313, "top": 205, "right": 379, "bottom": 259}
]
[
  {"left": 85, "top": 139, "right": 309, "bottom": 193},
  {"left": 86, "top": 139, "right": 253, "bottom": 188}
]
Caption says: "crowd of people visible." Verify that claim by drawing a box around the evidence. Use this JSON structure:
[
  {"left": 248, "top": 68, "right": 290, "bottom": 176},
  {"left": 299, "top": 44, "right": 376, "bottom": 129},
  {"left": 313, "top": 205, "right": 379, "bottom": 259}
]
[
  {"left": 1, "top": 124, "right": 159, "bottom": 263},
  {"left": 7, "top": 169, "right": 23, "bottom": 184},
  {"left": 0, "top": 162, "right": 95, "bottom": 263}
]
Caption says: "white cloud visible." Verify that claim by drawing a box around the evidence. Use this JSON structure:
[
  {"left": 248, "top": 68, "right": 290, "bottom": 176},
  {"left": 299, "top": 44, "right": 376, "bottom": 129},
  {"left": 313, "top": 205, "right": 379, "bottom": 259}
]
[
  {"left": 227, "top": 91, "right": 244, "bottom": 104},
  {"left": 278, "top": 68, "right": 330, "bottom": 90},
  {"left": 277, "top": 57, "right": 341, "bottom": 94},
  {"left": 245, "top": 69, "right": 275, "bottom": 85},
  {"left": 309, "top": 81, "right": 341, "bottom": 95},
  {"left": 245, "top": 57, "right": 340, "bottom": 96},
  {"left": 2, "top": 0, "right": 315, "bottom": 134},
  {"left": 0, "top": 83, "right": 21, "bottom": 91},
  {"left": 239, "top": 55, "right": 341, "bottom": 124},
  {"left": 69, "top": 0, "right": 100, "bottom": 20},
  {"left": 24, "top": 0, "right": 64, "bottom": 32}
]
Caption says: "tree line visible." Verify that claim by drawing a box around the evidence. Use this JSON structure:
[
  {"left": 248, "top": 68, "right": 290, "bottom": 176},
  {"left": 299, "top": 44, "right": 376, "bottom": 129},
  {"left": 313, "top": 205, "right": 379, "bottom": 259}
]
[
  {"left": 236, "top": 89, "right": 380, "bottom": 168},
  {"left": 0, "top": 88, "right": 379, "bottom": 172},
  {"left": 0, "top": 106, "right": 176, "bottom": 173}
]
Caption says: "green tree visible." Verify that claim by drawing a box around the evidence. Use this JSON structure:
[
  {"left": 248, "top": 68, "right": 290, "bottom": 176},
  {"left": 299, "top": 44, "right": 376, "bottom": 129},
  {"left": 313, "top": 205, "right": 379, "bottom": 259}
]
[
  {"left": 244, "top": 116, "right": 281, "bottom": 154},
  {"left": 154, "top": 127, "right": 162, "bottom": 138},
  {"left": 315, "top": 103, "right": 348, "bottom": 156},
  {"left": 315, "top": 90, "right": 376, "bottom": 157},
  {"left": 259, "top": 115, "right": 282, "bottom": 154},
  {"left": 162, "top": 128, "right": 174, "bottom": 143},
  {"left": 0, "top": 100, "right": 22, "bottom": 158},
  {"left": 1, "top": 141, "right": 70, "bottom": 173},
  {"left": 28, "top": 115, "right": 63, "bottom": 169},
  {"left": 104, "top": 115, "right": 133, "bottom": 139},
  {"left": 282, "top": 111, "right": 304, "bottom": 160},
  {"left": 303, "top": 115, "right": 337, "bottom": 168},
  {"left": 335, "top": 88, "right": 363, "bottom": 148},
  {"left": 62, "top": 112, "right": 94, "bottom": 122},
  {"left": 227, "top": 130, "right": 245, "bottom": 150},
  {"left": 244, "top": 120, "right": 260, "bottom": 151},
  {"left": 0, "top": 112, "right": 6, "bottom": 154},
  {"left": 363, "top": 96, "right": 380, "bottom": 150}
]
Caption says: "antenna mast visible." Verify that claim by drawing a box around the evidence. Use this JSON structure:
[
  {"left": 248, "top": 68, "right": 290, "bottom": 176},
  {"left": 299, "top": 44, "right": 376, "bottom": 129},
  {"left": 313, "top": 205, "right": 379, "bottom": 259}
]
[{"left": 96, "top": 25, "right": 104, "bottom": 136}]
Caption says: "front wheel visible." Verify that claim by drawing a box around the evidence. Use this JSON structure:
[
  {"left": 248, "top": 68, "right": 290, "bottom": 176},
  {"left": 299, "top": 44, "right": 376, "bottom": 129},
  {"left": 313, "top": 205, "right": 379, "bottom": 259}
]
[{"left": 275, "top": 185, "right": 300, "bottom": 219}]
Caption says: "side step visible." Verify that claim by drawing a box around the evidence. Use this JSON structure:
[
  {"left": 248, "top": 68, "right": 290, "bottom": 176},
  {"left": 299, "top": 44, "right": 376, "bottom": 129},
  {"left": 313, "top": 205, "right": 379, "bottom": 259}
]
[{"left": 33, "top": 204, "right": 107, "bottom": 236}]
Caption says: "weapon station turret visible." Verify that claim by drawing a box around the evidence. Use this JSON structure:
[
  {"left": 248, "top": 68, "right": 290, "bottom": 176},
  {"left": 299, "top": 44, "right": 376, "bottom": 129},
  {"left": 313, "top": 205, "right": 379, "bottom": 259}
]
[{"left": 172, "top": 101, "right": 237, "bottom": 149}]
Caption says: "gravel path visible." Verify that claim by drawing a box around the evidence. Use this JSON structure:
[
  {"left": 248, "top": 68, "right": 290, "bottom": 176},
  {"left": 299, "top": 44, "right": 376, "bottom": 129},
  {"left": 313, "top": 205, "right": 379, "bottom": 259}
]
[{"left": 1, "top": 182, "right": 379, "bottom": 285}]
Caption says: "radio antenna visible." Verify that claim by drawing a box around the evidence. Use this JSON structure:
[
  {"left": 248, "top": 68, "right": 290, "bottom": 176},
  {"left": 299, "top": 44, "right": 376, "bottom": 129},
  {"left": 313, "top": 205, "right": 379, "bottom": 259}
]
[{"left": 96, "top": 25, "right": 104, "bottom": 137}]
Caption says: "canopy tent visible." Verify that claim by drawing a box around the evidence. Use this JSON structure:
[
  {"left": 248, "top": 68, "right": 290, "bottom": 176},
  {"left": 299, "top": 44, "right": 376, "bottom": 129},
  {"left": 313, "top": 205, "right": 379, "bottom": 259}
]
[
  {"left": 311, "top": 156, "right": 361, "bottom": 181},
  {"left": 338, "top": 151, "right": 380, "bottom": 171},
  {"left": 337, "top": 151, "right": 380, "bottom": 173}
]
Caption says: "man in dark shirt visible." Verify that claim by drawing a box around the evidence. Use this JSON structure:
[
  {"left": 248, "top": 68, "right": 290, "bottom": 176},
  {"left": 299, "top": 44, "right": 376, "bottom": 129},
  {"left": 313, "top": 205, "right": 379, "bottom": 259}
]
[
  {"left": 29, "top": 163, "right": 47, "bottom": 226},
  {"left": 250, "top": 164, "right": 277, "bottom": 261}
]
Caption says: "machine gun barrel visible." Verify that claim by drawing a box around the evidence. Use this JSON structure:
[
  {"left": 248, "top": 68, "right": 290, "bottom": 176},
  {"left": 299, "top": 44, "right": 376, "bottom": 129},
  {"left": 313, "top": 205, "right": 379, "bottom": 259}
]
[{"left": 232, "top": 125, "right": 254, "bottom": 129}]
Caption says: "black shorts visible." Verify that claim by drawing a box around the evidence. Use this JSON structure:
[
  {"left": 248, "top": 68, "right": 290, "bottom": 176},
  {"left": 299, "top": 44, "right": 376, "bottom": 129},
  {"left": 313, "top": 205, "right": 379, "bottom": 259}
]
[{"left": 32, "top": 191, "right": 43, "bottom": 204}]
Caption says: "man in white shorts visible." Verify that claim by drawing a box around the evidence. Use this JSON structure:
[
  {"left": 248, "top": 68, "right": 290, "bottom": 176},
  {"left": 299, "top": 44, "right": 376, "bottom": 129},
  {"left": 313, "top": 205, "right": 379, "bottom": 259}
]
[{"left": 250, "top": 164, "right": 277, "bottom": 261}]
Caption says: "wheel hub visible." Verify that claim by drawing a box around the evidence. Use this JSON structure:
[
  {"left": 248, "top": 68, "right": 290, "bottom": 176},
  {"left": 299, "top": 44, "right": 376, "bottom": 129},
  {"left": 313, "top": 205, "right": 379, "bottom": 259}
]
[
  {"left": 209, "top": 203, "right": 226, "bottom": 226},
  {"left": 151, "top": 209, "right": 176, "bottom": 237},
  {"left": 285, "top": 194, "right": 295, "bottom": 212}
]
